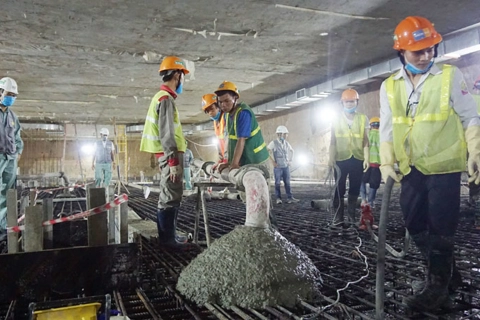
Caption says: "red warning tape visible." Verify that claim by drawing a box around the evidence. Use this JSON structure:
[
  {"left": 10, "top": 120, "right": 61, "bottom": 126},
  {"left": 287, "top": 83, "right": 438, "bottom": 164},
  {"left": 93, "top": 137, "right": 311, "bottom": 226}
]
[{"left": 7, "top": 193, "right": 128, "bottom": 233}]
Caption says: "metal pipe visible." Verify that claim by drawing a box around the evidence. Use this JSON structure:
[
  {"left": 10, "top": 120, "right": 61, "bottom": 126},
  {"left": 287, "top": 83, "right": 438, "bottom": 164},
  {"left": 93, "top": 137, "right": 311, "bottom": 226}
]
[{"left": 376, "top": 177, "right": 394, "bottom": 320}]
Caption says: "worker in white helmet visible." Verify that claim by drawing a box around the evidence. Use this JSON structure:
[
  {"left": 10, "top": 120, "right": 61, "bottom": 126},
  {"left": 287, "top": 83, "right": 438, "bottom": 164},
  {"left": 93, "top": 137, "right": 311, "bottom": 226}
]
[
  {"left": 267, "top": 125, "right": 299, "bottom": 204},
  {"left": 0, "top": 77, "right": 23, "bottom": 241},
  {"left": 92, "top": 128, "right": 115, "bottom": 187}
]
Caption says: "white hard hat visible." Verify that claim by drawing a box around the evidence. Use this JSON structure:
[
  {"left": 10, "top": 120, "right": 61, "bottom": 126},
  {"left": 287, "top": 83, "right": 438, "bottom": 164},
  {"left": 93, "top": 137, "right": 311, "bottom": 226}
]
[
  {"left": 0, "top": 77, "right": 18, "bottom": 95},
  {"left": 276, "top": 125, "right": 289, "bottom": 134},
  {"left": 100, "top": 128, "right": 109, "bottom": 136}
]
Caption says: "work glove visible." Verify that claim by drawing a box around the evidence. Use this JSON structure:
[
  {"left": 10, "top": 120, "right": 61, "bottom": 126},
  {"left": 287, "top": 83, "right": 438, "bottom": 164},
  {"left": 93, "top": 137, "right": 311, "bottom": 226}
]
[
  {"left": 363, "top": 146, "right": 370, "bottom": 172},
  {"left": 466, "top": 126, "right": 480, "bottom": 185},
  {"left": 328, "top": 145, "right": 336, "bottom": 168},
  {"left": 379, "top": 141, "right": 402, "bottom": 182},
  {"left": 167, "top": 157, "right": 182, "bottom": 183}
]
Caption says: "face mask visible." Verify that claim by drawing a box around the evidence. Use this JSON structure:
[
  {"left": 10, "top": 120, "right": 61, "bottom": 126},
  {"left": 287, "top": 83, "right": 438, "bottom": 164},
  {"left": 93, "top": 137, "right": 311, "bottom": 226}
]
[
  {"left": 175, "top": 73, "right": 184, "bottom": 94},
  {"left": 210, "top": 112, "right": 221, "bottom": 121},
  {"left": 344, "top": 106, "right": 357, "bottom": 114},
  {"left": 280, "top": 137, "right": 285, "bottom": 141},
  {"left": 405, "top": 56, "right": 434, "bottom": 75},
  {"left": 102, "top": 136, "right": 107, "bottom": 141},
  {"left": 1, "top": 96, "right": 16, "bottom": 107}
]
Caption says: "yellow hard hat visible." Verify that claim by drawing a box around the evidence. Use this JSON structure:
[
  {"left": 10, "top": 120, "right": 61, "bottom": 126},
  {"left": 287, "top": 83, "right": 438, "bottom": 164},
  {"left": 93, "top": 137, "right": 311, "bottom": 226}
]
[
  {"left": 370, "top": 117, "right": 380, "bottom": 124},
  {"left": 202, "top": 93, "right": 217, "bottom": 111},
  {"left": 159, "top": 56, "right": 190, "bottom": 74},
  {"left": 214, "top": 81, "right": 240, "bottom": 98}
]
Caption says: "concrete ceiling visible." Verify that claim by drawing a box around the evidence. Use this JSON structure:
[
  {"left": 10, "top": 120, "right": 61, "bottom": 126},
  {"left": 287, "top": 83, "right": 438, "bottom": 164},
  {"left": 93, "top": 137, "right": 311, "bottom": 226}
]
[{"left": 3, "top": 0, "right": 480, "bottom": 125}]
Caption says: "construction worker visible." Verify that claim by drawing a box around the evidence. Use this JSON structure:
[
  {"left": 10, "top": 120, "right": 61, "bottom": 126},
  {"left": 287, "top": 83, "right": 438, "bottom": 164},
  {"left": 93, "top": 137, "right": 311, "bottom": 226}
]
[
  {"left": 328, "top": 88, "right": 369, "bottom": 228},
  {"left": 380, "top": 16, "right": 480, "bottom": 311},
  {"left": 183, "top": 145, "right": 194, "bottom": 190},
  {"left": 360, "top": 117, "right": 381, "bottom": 208},
  {"left": 0, "top": 77, "right": 22, "bottom": 241},
  {"left": 215, "top": 81, "right": 269, "bottom": 171},
  {"left": 202, "top": 93, "right": 227, "bottom": 163},
  {"left": 92, "top": 128, "right": 115, "bottom": 188},
  {"left": 468, "top": 76, "right": 480, "bottom": 206},
  {"left": 267, "top": 125, "right": 299, "bottom": 204},
  {"left": 140, "top": 56, "right": 189, "bottom": 246}
]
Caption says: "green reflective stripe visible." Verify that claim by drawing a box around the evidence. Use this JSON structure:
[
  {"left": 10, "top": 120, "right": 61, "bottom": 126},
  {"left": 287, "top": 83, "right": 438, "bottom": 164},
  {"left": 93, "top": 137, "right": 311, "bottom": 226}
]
[{"left": 254, "top": 142, "right": 266, "bottom": 153}]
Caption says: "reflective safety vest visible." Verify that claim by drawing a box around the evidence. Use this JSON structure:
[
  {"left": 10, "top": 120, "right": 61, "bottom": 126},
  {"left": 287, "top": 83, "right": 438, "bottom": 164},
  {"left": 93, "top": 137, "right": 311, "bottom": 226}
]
[
  {"left": 95, "top": 140, "right": 113, "bottom": 163},
  {"left": 226, "top": 102, "right": 269, "bottom": 165},
  {"left": 386, "top": 64, "right": 466, "bottom": 175},
  {"left": 333, "top": 113, "right": 366, "bottom": 161},
  {"left": 214, "top": 112, "right": 226, "bottom": 159},
  {"left": 140, "top": 90, "right": 187, "bottom": 153},
  {"left": 0, "top": 109, "right": 17, "bottom": 155},
  {"left": 369, "top": 129, "right": 380, "bottom": 165}
]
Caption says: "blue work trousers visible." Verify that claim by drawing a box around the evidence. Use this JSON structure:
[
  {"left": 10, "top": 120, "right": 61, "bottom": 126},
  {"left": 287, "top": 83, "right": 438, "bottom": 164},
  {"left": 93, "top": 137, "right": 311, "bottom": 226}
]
[{"left": 274, "top": 166, "right": 292, "bottom": 200}]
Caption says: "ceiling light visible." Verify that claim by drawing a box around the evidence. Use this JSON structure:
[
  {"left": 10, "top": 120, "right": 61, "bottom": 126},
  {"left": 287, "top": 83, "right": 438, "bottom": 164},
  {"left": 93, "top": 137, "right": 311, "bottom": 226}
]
[
  {"left": 81, "top": 144, "right": 95, "bottom": 155},
  {"left": 319, "top": 32, "right": 328, "bottom": 36}
]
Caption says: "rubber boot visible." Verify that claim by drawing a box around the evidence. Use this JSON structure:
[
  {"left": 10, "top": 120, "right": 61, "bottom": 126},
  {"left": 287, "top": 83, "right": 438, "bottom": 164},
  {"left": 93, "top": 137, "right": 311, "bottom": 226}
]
[
  {"left": 404, "top": 235, "right": 453, "bottom": 311},
  {"left": 331, "top": 197, "right": 344, "bottom": 228},
  {"left": 157, "top": 208, "right": 187, "bottom": 246},
  {"left": 173, "top": 208, "right": 187, "bottom": 243},
  {"left": 410, "top": 232, "right": 462, "bottom": 295},
  {"left": 346, "top": 194, "right": 358, "bottom": 227}
]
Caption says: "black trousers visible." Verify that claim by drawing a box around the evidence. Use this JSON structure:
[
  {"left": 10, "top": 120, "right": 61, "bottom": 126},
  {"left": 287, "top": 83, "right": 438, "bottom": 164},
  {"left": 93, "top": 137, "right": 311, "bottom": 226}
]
[
  {"left": 334, "top": 156, "right": 364, "bottom": 200},
  {"left": 400, "top": 167, "right": 461, "bottom": 237},
  {"left": 362, "top": 166, "right": 381, "bottom": 189}
]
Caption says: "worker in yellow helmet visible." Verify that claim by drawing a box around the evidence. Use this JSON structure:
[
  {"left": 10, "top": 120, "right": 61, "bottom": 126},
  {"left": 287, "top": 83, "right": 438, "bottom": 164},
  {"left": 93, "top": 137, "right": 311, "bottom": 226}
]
[
  {"left": 360, "top": 117, "right": 381, "bottom": 208},
  {"left": 328, "top": 88, "right": 369, "bottom": 228},
  {"left": 201, "top": 93, "right": 227, "bottom": 163},
  {"left": 140, "top": 56, "right": 189, "bottom": 246},
  {"left": 214, "top": 81, "right": 269, "bottom": 171},
  {"left": 380, "top": 16, "right": 480, "bottom": 310}
]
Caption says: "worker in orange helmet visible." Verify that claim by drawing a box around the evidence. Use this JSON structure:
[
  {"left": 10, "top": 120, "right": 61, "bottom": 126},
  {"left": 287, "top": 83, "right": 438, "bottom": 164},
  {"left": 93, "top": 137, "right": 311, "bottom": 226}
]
[
  {"left": 202, "top": 93, "right": 227, "bottom": 163},
  {"left": 328, "top": 88, "right": 369, "bottom": 228},
  {"left": 140, "top": 56, "right": 190, "bottom": 246},
  {"left": 380, "top": 16, "right": 480, "bottom": 310}
]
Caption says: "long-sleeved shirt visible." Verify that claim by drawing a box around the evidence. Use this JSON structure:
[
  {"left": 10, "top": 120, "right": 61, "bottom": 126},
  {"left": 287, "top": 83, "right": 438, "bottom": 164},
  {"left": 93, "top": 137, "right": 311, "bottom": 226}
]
[
  {"left": 1, "top": 107, "right": 23, "bottom": 159},
  {"left": 380, "top": 64, "right": 480, "bottom": 143},
  {"left": 157, "top": 84, "right": 181, "bottom": 158}
]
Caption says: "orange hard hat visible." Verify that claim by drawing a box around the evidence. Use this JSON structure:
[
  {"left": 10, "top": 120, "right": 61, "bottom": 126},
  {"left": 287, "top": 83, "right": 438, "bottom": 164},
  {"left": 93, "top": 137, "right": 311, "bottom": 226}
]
[
  {"left": 214, "top": 81, "right": 240, "bottom": 98},
  {"left": 202, "top": 93, "right": 217, "bottom": 111},
  {"left": 393, "top": 16, "right": 442, "bottom": 51},
  {"left": 370, "top": 117, "right": 380, "bottom": 124},
  {"left": 341, "top": 88, "right": 359, "bottom": 101},
  {"left": 159, "top": 56, "right": 190, "bottom": 74}
]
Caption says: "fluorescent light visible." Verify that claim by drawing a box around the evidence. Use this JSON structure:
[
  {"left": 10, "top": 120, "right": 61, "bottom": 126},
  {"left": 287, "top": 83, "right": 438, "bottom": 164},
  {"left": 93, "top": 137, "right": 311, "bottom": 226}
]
[
  {"left": 275, "top": 106, "right": 292, "bottom": 109},
  {"left": 81, "top": 144, "right": 95, "bottom": 155}
]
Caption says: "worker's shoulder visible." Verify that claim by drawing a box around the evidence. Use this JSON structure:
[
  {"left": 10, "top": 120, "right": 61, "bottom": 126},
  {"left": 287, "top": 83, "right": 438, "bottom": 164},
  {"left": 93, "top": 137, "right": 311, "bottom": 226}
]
[{"left": 154, "top": 90, "right": 174, "bottom": 103}]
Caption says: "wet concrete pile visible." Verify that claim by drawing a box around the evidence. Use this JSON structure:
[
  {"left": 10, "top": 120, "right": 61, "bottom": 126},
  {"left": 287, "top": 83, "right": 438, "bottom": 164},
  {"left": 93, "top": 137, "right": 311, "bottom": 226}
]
[{"left": 176, "top": 226, "right": 322, "bottom": 309}]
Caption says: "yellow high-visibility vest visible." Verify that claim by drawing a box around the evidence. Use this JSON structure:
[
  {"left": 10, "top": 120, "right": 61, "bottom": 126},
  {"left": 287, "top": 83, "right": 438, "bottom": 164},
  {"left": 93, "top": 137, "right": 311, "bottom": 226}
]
[{"left": 333, "top": 113, "right": 366, "bottom": 161}]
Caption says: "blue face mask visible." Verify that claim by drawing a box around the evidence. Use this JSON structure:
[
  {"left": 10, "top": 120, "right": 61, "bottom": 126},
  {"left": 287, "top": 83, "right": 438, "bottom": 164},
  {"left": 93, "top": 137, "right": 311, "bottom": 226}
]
[
  {"left": 344, "top": 106, "right": 357, "bottom": 114},
  {"left": 279, "top": 137, "right": 285, "bottom": 141},
  {"left": 1, "top": 96, "right": 16, "bottom": 107},
  {"left": 175, "top": 82, "right": 183, "bottom": 94},
  {"left": 210, "top": 112, "right": 221, "bottom": 121},
  {"left": 405, "top": 58, "right": 434, "bottom": 75}
]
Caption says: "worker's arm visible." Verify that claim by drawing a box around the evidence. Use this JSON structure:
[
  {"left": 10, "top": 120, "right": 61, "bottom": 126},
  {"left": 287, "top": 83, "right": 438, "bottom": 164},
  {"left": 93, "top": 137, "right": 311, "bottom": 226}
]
[
  {"left": 288, "top": 141, "right": 294, "bottom": 164},
  {"left": 14, "top": 116, "right": 23, "bottom": 162},
  {"left": 379, "top": 81, "right": 402, "bottom": 182},
  {"left": 267, "top": 141, "right": 276, "bottom": 167},
  {"left": 158, "top": 97, "right": 182, "bottom": 182},
  {"left": 91, "top": 143, "right": 96, "bottom": 169},
  {"left": 450, "top": 67, "right": 480, "bottom": 128},
  {"left": 110, "top": 144, "right": 115, "bottom": 169},
  {"left": 230, "top": 110, "right": 251, "bottom": 169}
]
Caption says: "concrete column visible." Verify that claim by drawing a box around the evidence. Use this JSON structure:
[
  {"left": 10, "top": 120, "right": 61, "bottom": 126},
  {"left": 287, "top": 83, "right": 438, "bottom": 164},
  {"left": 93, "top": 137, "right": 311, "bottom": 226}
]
[
  {"left": 119, "top": 201, "right": 128, "bottom": 244},
  {"left": 24, "top": 206, "right": 43, "bottom": 252},
  {"left": 87, "top": 187, "right": 108, "bottom": 246},
  {"left": 29, "top": 190, "right": 36, "bottom": 206},
  {"left": 42, "top": 198, "right": 54, "bottom": 249},
  {"left": 6, "top": 189, "right": 19, "bottom": 253}
]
